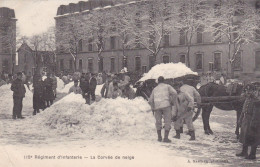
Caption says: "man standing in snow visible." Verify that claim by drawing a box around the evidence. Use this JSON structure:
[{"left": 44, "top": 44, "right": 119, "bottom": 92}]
[
  {"left": 88, "top": 73, "right": 97, "bottom": 102},
  {"left": 50, "top": 73, "right": 57, "bottom": 98},
  {"left": 149, "top": 76, "right": 177, "bottom": 143},
  {"left": 44, "top": 73, "right": 55, "bottom": 107},
  {"left": 178, "top": 80, "right": 201, "bottom": 134},
  {"left": 174, "top": 82, "right": 196, "bottom": 140},
  {"left": 11, "top": 72, "right": 26, "bottom": 119}
]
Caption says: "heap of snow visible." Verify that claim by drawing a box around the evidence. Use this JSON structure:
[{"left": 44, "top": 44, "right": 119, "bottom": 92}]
[
  {"left": 33, "top": 93, "right": 154, "bottom": 139},
  {"left": 0, "top": 84, "right": 33, "bottom": 116},
  {"left": 57, "top": 81, "right": 74, "bottom": 93},
  {"left": 139, "top": 63, "right": 197, "bottom": 81},
  {"left": 56, "top": 77, "right": 65, "bottom": 93}
]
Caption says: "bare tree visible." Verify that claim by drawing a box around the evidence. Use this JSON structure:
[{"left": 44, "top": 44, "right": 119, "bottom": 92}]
[
  {"left": 56, "top": 14, "right": 85, "bottom": 72},
  {"left": 172, "top": 0, "right": 209, "bottom": 67},
  {"left": 129, "top": 0, "right": 176, "bottom": 68},
  {"left": 205, "top": 0, "right": 260, "bottom": 77},
  {"left": 84, "top": 9, "right": 112, "bottom": 72}
]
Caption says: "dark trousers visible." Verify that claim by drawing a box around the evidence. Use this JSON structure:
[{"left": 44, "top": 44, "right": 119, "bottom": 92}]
[
  {"left": 89, "top": 89, "right": 96, "bottom": 101},
  {"left": 46, "top": 100, "right": 53, "bottom": 107},
  {"left": 13, "top": 97, "right": 23, "bottom": 118}
]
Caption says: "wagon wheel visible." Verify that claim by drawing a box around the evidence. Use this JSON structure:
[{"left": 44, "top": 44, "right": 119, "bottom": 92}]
[{"left": 192, "top": 106, "right": 201, "bottom": 122}]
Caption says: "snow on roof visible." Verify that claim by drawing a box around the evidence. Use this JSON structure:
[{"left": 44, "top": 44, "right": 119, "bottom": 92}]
[
  {"left": 139, "top": 62, "right": 198, "bottom": 82},
  {"left": 103, "top": 5, "right": 112, "bottom": 9}
]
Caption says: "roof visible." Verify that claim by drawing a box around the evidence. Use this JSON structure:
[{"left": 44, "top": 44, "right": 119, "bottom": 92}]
[
  {"left": 0, "top": 7, "right": 15, "bottom": 18},
  {"left": 17, "top": 43, "right": 55, "bottom": 56},
  {"left": 56, "top": 0, "right": 114, "bottom": 16}
]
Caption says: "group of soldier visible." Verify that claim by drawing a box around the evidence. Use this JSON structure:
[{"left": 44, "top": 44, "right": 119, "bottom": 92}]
[
  {"left": 148, "top": 76, "right": 201, "bottom": 143},
  {"left": 148, "top": 75, "right": 259, "bottom": 160}
]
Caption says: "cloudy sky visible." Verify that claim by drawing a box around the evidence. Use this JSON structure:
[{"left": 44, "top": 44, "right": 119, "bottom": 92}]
[{"left": 0, "top": 0, "right": 77, "bottom": 37}]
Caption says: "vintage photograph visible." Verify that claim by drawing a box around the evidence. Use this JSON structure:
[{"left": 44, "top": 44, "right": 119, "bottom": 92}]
[{"left": 0, "top": 0, "right": 260, "bottom": 166}]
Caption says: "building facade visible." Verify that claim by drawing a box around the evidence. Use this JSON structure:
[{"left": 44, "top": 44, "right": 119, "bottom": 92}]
[
  {"left": 16, "top": 43, "right": 56, "bottom": 75},
  {"left": 55, "top": 0, "right": 260, "bottom": 80},
  {"left": 0, "top": 7, "right": 17, "bottom": 74}
]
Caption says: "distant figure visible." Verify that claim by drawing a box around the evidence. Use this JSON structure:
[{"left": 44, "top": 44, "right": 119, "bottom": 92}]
[
  {"left": 11, "top": 72, "right": 26, "bottom": 119},
  {"left": 111, "top": 82, "right": 122, "bottom": 99},
  {"left": 50, "top": 73, "right": 57, "bottom": 98},
  {"left": 122, "top": 84, "right": 135, "bottom": 99},
  {"left": 88, "top": 73, "right": 97, "bottom": 102},
  {"left": 44, "top": 73, "right": 55, "bottom": 107},
  {"left": 101, "top": 76, "right": 112, "bottom": 98},
  {"left": 32, "top": 74, "right": 45, "bottom": 115},
  {"left": 200, "top": 73, "right": 208, "bottom": 86},
  {"left": 96, "top": 73, "right": 103, "bottom": 85},
  {"left": 207, "top": 72, "right": 215, "bottom": 83},
  {"left": 0, "top": 78, "right": 6, "bottom": 87},
  {"left": 219, "top": 73, "right": 227, "bottom": 85},
  {"left": 69, "top": 80, "right": 82, "bottom": 94}
]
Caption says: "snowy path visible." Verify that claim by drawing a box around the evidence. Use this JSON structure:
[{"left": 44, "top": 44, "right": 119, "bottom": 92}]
[{"left": 0, "top": 87, "right": 259, "bottom": 166}]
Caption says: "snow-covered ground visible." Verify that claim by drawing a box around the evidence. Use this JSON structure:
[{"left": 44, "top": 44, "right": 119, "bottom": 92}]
[
  {"left": 139, "top": 63, "right": 197, "bottom": 81},
  {"left": 0, "top": 85, "right": 259, "bottom": 167}
]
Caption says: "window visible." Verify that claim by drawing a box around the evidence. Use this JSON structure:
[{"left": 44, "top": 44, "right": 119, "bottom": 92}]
[
  {"left": 213, "top": 52, "right": 221, "bottom": 71},
  {"left": 180, "top": 55, "right": 186, "bottom": 64},
  {"left": 255, "top": 51, "right": 260, "bottom": 70},
  {"left": 60, "top": 59, "right": 64, "bottom": 71},
  {"left": 196, "top": 53, "right": 203, "bottom": 70},
  {"left": 88, "top": 58, "right": 93, "bottom": 73},
  {"left": 110, "top": 36, "right": 116, "bottom": 50},
  {"left": 214, "top": 23, "right": 222, "bottom": 43},
  {"left": 179, "top": 29, "right": 186, "bottom": 45},
  {"left": 163, "top": 34, "right": 170, "bottom": 46},
  {"left": 78, "top": 39, "right": 83, "bottom": 52},
  {"left": 142, "top": 66, "right": 147, "bottom": 73},
  {"left": 149, "top": 56, "right": 155, "bottom": 69},
  {"left": 163, "top": 56, "right": 170, "bottom": 64},
  {"left": 88, "top": 38, "right": 93, "bottom": 51},
  {"left": 110, "top": 57, "right": 115, "bottom": 73},
  {"left": 69, "top": 59, "right": 73, "bottom": 70},
  {"left": 233, "top": 51, "right": 242, "bottom": 70},
  {"left": 135, "top": 56, "right": 141, "bottom": 72},
  {"left": 256, "top": 28, "right": 260, "bottom": 40},
  {"left": 59, "top": 46, "right": 65, "bottom": 53},
  {"left": 197, "top": 26, "right": 203, "bottom": 43},
  {"left": 2, "top": 59, "right": 8, "bottom": 73},
  {"left": 79, "top": 59, "right": 83, "bottom": 71}
]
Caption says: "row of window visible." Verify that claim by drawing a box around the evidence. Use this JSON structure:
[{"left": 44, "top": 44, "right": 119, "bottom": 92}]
[
  {"left": 61, "top": 28, "right": 260, "bottom": 53},
  {"left": 59, "top": 50, "right": 260, "bottom": 73}
]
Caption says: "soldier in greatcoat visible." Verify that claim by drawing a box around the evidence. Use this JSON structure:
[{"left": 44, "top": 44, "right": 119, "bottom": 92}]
[{"left": 236, "top": 84, "right": 260, "bottom": 160}]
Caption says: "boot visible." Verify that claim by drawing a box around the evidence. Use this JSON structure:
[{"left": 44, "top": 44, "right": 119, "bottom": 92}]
[
  {"left": 157, "top": 130, "right": 162, "bottom": 142},
  {"left": 189, "top": 131, "right": 195, "bottom": 141},
  {"left": 37, "top": 109, "right": 40, "bottom": 113},
  {"left": 236, "top": 145, "right": 248, "bottom": 157},
  {"left": 245, "top": 146, "right": 257, "bottom": 160},
  {"left": 174, "top": 130, "right": 181, "bottom": 139},
  {"left": 180, "top": 127, "right": 183, "bottom": 133},
  {"left": 163, "top": 130, "right": 171, "bottom": 143}
]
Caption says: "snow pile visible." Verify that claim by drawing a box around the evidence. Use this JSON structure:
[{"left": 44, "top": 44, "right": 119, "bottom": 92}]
[
  {"left": 57, "top": 81, "right": 74, "bottom": 93},
  {"left": 95, "top": 84, "right": 103, "bottom": 96},
  {"left": 56, "top": 77, "right": 65, "bottom": 92},
  {"left": 33, "top": 94, "right": 154, "bottom": 139},
  {"left": 0, "top": 84, "right": 33, "bottom": 116},
  {"left": 139, "top": 63, "right": 197, "bottom": 81}
]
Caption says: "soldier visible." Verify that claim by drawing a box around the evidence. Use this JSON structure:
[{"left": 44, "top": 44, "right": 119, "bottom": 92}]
[
  {"left": 149, "top": 76, "right": 177, "bottom": 143},
  {"left": 173, "top": 82, "right": 195, "bottom": 140},
  {"left": 236, "top": 84, "right": 260, "bottom": 160},
  {"left": 44, "top": 73, "right": 55, "bottom": 107},
  {"left": 11, "top": 72, "right": 26, "bottom": 119},
  {"left": 32, "top": 74, "right": 45, "bottom": 115}
]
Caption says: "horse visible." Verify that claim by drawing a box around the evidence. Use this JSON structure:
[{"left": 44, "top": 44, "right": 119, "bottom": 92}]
[{"left": 198, "top": 82, "right": 245, "bottom": 138}]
